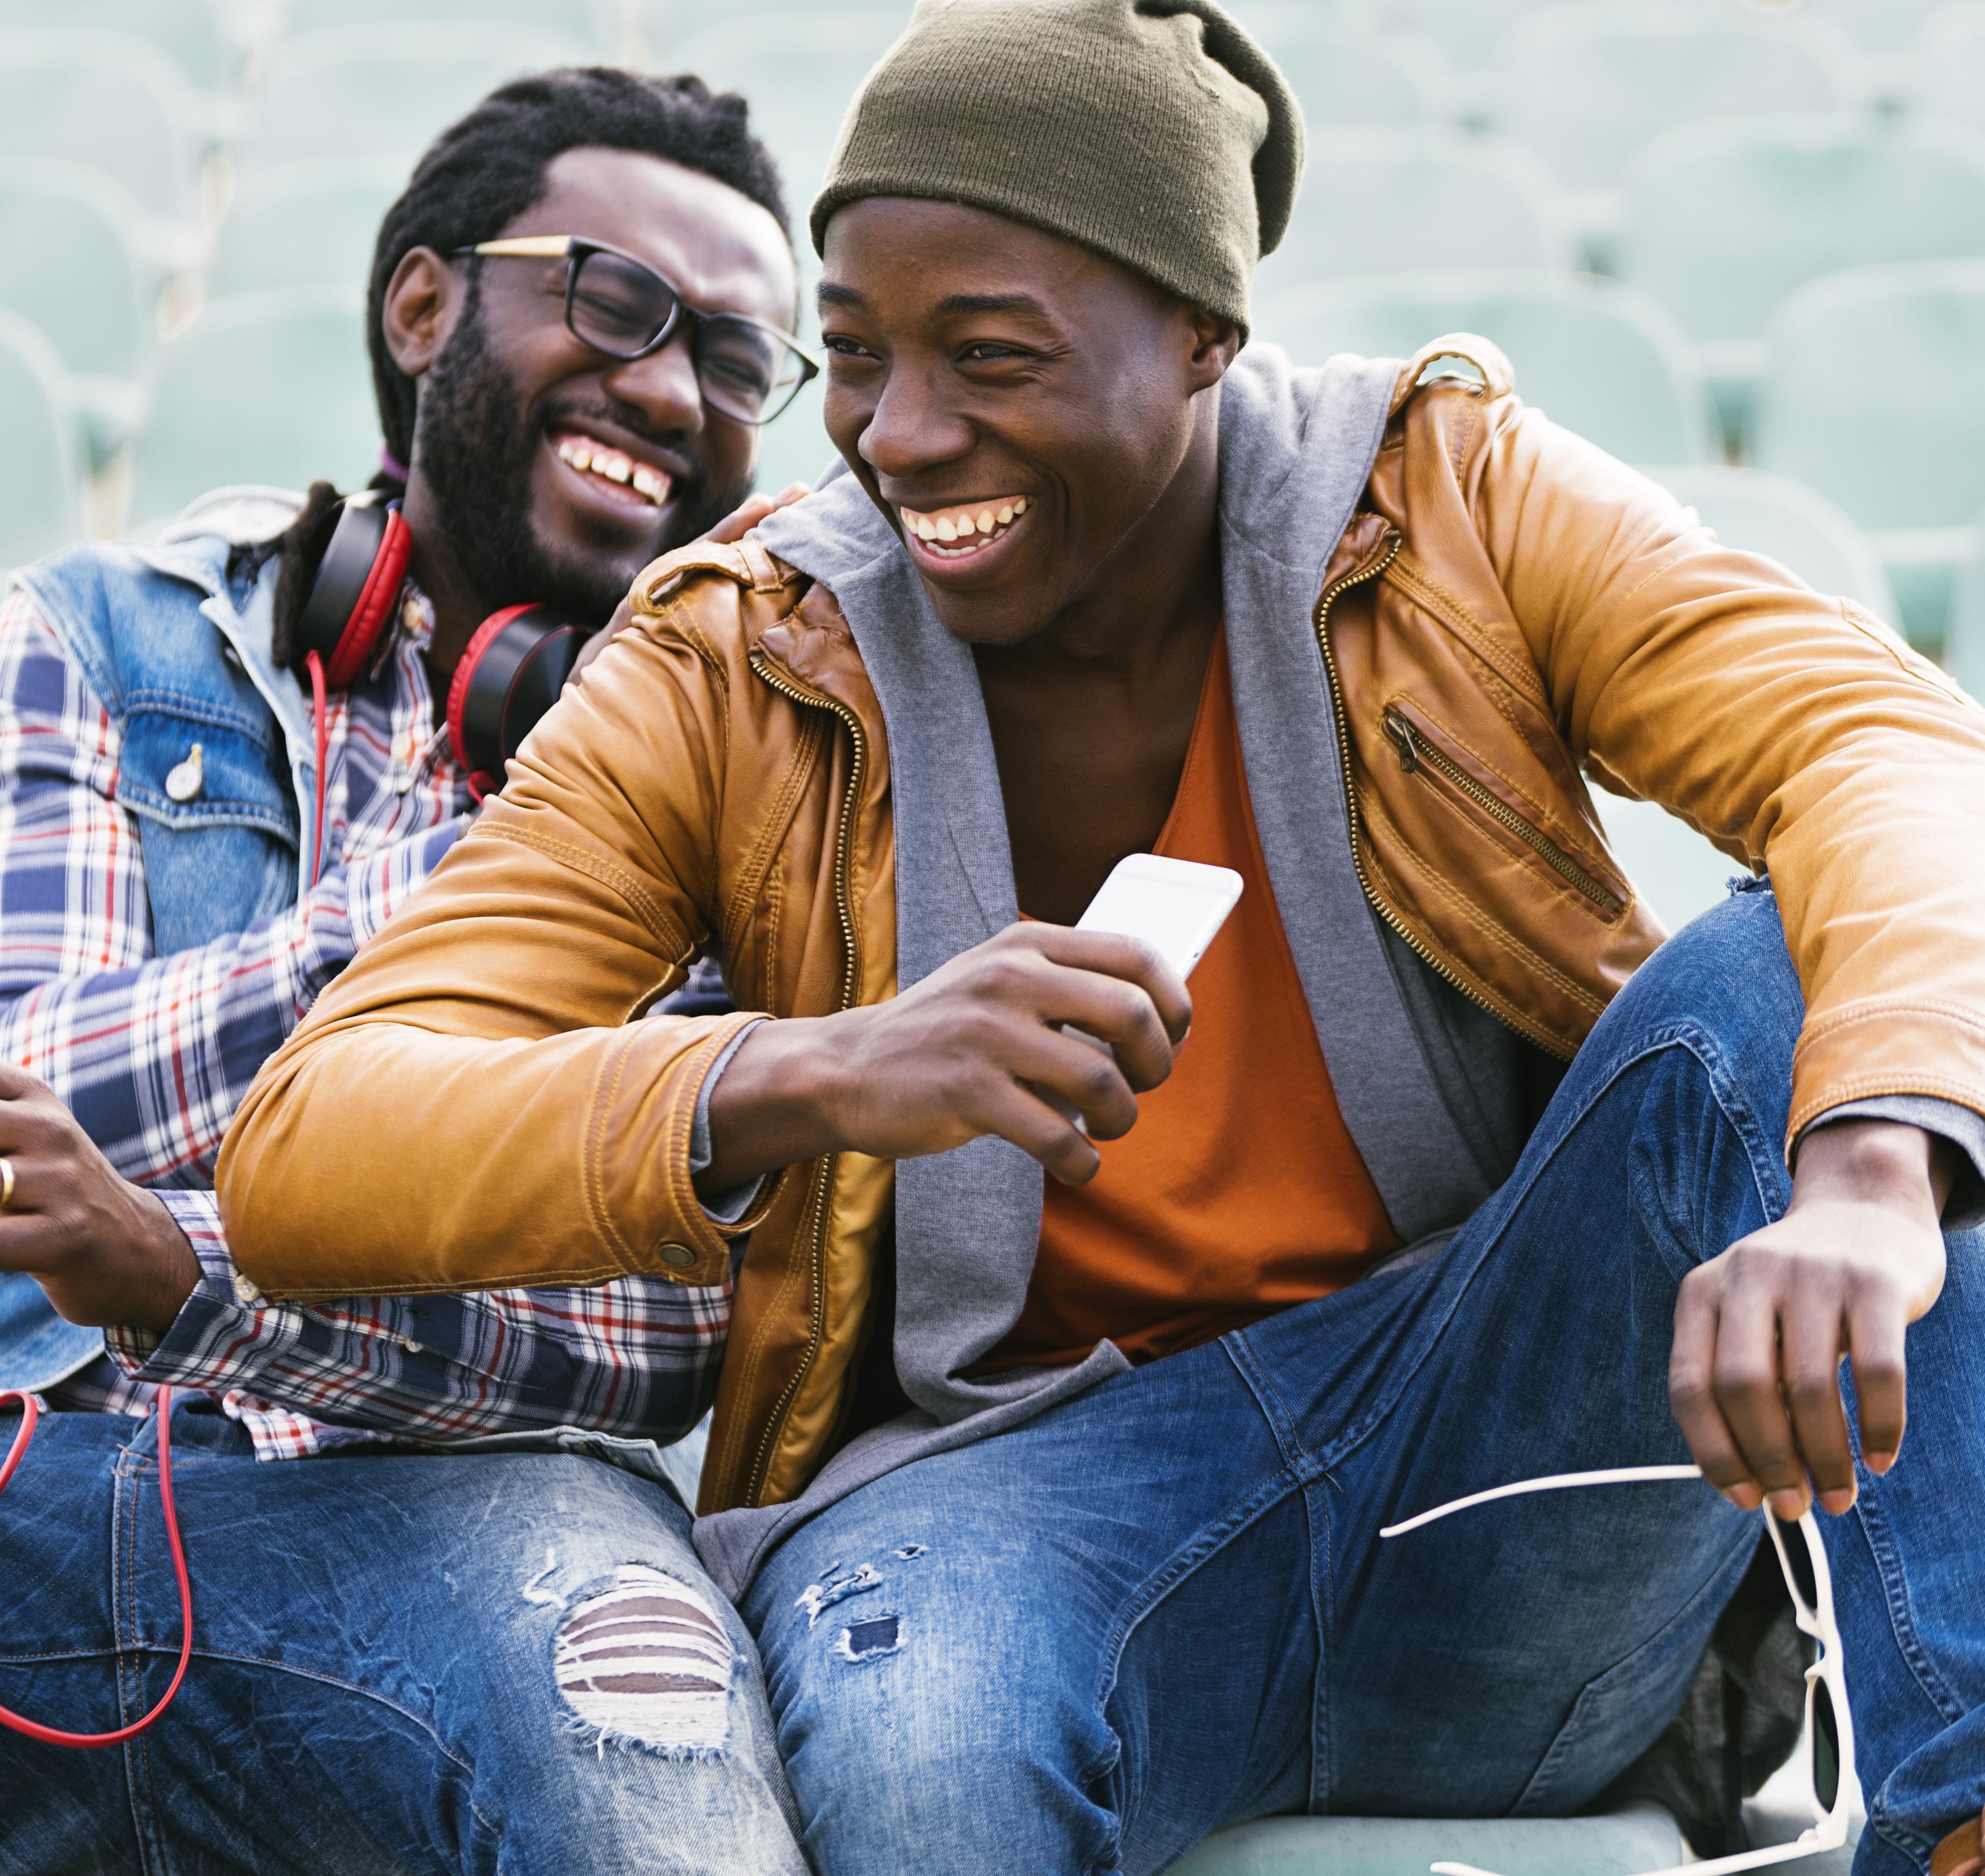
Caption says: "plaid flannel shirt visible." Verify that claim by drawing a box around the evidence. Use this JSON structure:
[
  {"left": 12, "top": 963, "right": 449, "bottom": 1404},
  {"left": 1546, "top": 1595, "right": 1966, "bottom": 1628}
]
[{"left": 0, "top": 569, "right": 729, "bottom": 1458}]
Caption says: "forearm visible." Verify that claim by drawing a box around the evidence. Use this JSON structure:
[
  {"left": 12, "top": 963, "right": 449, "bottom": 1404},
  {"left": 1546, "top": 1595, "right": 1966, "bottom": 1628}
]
[{"left": 114, "top": 1191, "right": 726, "bottom": 1444}]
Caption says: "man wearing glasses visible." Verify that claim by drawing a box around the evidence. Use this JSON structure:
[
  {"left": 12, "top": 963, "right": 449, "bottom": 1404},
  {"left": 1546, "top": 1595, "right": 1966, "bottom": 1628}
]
[{"left": 0, "top": 68, "right": 814, "bottom": 1875}]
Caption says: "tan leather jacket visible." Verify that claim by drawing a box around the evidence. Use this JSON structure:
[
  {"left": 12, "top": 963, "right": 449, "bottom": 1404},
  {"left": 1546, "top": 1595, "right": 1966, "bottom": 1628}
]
[{"left": 217, "top": 337, "right": 1985, "bottom": 1515}]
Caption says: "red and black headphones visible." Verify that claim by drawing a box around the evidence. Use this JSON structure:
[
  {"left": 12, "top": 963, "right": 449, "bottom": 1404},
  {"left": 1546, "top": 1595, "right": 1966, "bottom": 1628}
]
[{"left": 292, "top": 492, "right": 599, "bottom": 878}]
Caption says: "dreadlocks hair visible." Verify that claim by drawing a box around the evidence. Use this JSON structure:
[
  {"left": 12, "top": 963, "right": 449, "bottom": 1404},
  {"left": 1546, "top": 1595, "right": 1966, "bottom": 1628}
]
[{"left": 365, "top": 65, "right": 790, "bottom": 472}]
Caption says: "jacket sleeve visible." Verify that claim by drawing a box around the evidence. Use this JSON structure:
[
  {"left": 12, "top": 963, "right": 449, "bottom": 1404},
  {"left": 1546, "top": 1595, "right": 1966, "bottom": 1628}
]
[
  {"left": 216, "top": 594, "right": 774, "bottom": 1301},
  {"left": 1469, "top": 398, "right": 1985, "bottom": 1153}
]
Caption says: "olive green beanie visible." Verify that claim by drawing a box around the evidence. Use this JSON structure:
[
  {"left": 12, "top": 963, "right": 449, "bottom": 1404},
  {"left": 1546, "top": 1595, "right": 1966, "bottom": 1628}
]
[{"left": 811, "top": 0, "right": 1303, "bottom": 336}]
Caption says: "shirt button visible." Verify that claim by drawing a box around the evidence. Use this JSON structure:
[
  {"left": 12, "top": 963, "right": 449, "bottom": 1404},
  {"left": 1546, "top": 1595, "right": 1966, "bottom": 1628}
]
[
  {"left": 233, "top": 1273, "right": 262, "bottom": 1305},
  {"left": 655, "top": 1241, "right": 697, "bottom": 1270}
]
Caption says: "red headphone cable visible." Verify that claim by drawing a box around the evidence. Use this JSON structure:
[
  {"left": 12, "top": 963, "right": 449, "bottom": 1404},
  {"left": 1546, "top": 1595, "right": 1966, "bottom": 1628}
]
[
  {"left": 0, "top": 1386, "right": 194, "bottom": 1746},
  {"left": 306, "top": 650, "right": 329, "bottom": 890}
]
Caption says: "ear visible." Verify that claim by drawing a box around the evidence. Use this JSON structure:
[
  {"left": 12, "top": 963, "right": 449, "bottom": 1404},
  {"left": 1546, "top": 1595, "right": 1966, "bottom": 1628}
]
[
  {"left": 1183, "top": 305, "right": 1243, "bottom": 394},
  {"left": 380, "top": 247, "right": 465, "bottom": 382}
]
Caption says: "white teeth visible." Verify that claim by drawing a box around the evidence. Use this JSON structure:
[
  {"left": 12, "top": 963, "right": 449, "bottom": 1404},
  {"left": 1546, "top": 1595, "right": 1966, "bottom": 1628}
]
[
  {"left": 935, "top": 517, "right": 958, "bottom": 541},
  {"left": 997, "top": 504, "right": 1014, "bottom": 525},
  {"left": 976, "top": 510, "right": 995, "bottom": 533},
  {"left": 558, "top": 439, "right": 593, "bottom": 471},
  {"left": 1013, "top": 497, "right": 1028, "bottom": 515},
  {"left": 599, "top": 452, "right": 632, "bottom": 484},
  {"left": 631, "top": 465, "right": 668, "bottom": 501},
  {"left": 917, "top": 517, "right": 939, "bottom": 540}
]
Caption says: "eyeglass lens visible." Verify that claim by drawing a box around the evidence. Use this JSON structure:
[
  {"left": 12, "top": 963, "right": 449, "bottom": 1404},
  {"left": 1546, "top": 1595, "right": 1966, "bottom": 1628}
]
[
  {"left": 568, "top": 247, "right": 806, "bottom": 424},
  {"left": 1769, "top": 1510, "right": 1820, "bottom": 1613},
  {"left": 1812, "top": 1677, "right": 1842, "bottom": 1813}
]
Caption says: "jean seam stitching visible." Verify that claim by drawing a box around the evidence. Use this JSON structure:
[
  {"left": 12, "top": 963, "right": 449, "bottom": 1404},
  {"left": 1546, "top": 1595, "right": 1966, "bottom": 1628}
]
[
  {"left": 1850, "top": 1482, "right": 1967, "bottom": 1726},
  {"left": 1222, "top": 1335, "right": 1314, "bottom": 1473}
]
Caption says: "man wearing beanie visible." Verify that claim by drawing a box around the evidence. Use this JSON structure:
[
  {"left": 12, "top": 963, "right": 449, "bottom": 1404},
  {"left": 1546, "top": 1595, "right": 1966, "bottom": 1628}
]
[{"left": 220, "top": 3, "right": 1985, "bottom": 1872}]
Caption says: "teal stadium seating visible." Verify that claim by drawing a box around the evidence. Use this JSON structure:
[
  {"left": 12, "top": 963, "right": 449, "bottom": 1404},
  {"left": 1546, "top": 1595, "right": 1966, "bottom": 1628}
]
[
  {"left": 1753, "top": 259, "right": 1985, "bottom": 649},
  {"left": 1496, "top": 3, "right": 1854, "bottom": 199},
  {"left": 285, "top": 0, "right": 618, "bottom": 55},
  {"left": 1252, "top": 130, "right": 1573, "bottom": 305},
  {"left": 0, "top": 0, "right": 231, "bottom": 94},
  {"left": 1617, "top": 116, "right": 1985, "bottom": 450},
  {"left": 1255, "top": 270, "right": 1713, "bottom": 465},
  {"left": 1175, "top": 1806, "right": 1685, "bottom": 1876},
  {"left": 1354, "top": 0, "right": 1553, "bottom": 75},
  {"left": 1946, "top": 516, "right": 1985, "bottom": 704},
  {"left": 0, "top": 30, "right": 204, "bottom": 229},
  {"left": 240, "top": 25, "right": 599, "bottom": 171},
  {"left": 0, "top": 309, "right": 80, "bottom": 573},
  {"left": 1245, "top": 21, "right": 1448, "bottom": 128},
  {"left": 1911, "top": 2, "right": 1985, "bottom": 128},
  {"left": 128, "top": 287, "right": 380, "bottom": 533},
  {"left": 208, "top": 159, "right": 408, "bottom": 299},
  {"left": 0, "top": 162, "right": 151, "bottom": 463},
  {"left": 1799, "top": 0, "right": 1951, "bottom": 52}
]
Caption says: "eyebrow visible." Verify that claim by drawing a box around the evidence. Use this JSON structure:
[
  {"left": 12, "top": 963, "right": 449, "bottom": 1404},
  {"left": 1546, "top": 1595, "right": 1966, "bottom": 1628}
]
[{"left": 816, "top": 284, "right": 1055, "bottom": 320}]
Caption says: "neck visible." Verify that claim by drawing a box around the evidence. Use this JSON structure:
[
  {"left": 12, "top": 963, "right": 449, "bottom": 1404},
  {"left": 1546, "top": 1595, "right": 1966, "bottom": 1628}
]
[{"left": 398, "top": 472, "right": 487, "bottom": 696}]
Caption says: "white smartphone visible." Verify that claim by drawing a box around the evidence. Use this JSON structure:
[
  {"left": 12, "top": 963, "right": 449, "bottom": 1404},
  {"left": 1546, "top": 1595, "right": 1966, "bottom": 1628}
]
[
  {"left": 1057, "top": 857, "right": 1243, "bottom": 1126},
  {"left": 1075, "top": 853, "right": 1243, "bottom": 982}
]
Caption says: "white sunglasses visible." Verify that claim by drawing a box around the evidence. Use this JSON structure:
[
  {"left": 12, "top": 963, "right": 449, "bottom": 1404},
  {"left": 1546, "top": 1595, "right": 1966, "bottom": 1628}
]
[{"left": 1382, "top": 1464, "right": 1854, "bottom": 1876}]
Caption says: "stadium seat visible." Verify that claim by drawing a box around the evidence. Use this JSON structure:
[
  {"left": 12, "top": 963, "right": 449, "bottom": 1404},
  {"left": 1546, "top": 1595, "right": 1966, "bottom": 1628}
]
[
  {"left": 239, "top": 25, "right": 598, "bottom": 171},
  {"left": 1947, "top": 522, "right": 1985, "bottom": 702},
  {"left": 208, "top": 159, "right": 408, "bottom": 299},
  {"left": 1497, "top": 3, "right": 1854, "bottom": 197},
  {"left": 1254, "top": 270, "right": 1713, "bottom": 465},
  {"left": 1617, "top": 116, "right": 1985, "bottom": 450},
  {"left": 1799, "top": 0, "right": 1948, "bottom": 52},
  {"left": 1358, "top": 0, "right": 1558, "bottom": 74},
  {"left": 285, "top": 0, "right": 618, "bottom": 55},
  {"left": 0, "top": 161, "right": 152, "bottom": 462},
  {"left": 0, "top": 0, "right": 232, "bottom": 94},
  {"left": 1253, "top": 23, "right": 1448, "bottom": 128},
  {"left": 128, "top": 287, "right": 379, "bottom": 533},
  {"left": 0, "top": 30, "right": 203, "bottom": 228},
  {"left": 1910, "top": 3, "right": 1985, "bottom": 131},
  {"left": 0, "top": 309, "right": 81, "bottom": 573},
  {"left": 672, "top": 10, "right": 905, "bottom": 207},
  {"left": 1174, "top": 1806, "right": 1685, "bottom": 1876},
  {"left": 1751, "top": 260, "right": 1985, "bottom": 648},
  {"left": 1253, "top": 131, "right": 1573, "bottom": 305}
]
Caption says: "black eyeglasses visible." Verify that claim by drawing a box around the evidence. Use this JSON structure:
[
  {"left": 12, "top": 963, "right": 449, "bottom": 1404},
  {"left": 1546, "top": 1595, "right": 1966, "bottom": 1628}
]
[{"left": 454, "top": 235, "right": 820, "bottom": 427}]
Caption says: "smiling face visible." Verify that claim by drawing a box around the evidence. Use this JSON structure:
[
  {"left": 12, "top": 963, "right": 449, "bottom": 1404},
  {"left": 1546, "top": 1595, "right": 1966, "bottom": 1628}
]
[
  {"left": 392, "top": 146, "right": 798, "bottom": 621},
  {"left": 818, "top": 198, "right": 1238, "bottom": 649}
]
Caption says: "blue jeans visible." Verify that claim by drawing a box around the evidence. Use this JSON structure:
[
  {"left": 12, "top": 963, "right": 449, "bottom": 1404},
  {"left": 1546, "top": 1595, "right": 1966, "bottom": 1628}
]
[
  {"left": 0, "top": 1411, "right": 807, "bottom": 1874},
  {"left": 744, "top": 885, "right": 1985, "bottom": 1876}
]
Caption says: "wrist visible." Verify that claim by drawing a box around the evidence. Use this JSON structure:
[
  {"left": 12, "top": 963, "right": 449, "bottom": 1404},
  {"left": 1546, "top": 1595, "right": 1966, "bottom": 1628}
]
[
  {"left": 122, "top": 1187, "right": 202, "bottom": 1334},
  {"left": 1792, "top": 1119, "right": 1940, "bottom": 1216},
  {"left": 702, "top": 1015, "right": 851, "bottom": 1189}
]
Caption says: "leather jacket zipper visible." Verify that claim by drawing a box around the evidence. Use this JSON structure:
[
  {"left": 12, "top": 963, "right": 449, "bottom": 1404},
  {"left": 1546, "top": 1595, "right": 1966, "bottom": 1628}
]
[
  {"left": 1312, "top": 526, "right": 1575, "bottom": 1060},
  {"left": 1381, "top": 705, "right": 1625, "bottom": 917},
  {"left": 743, "top": 648, "right": 868, "bottom": 1505}
]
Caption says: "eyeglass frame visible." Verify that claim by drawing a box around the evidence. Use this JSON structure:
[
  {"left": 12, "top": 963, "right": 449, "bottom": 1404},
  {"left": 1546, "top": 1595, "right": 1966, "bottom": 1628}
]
[
  {"left": 1380, "top": 1463, "right": 1856, "bottom": 1876},
  {"left": 451, "top": 234, "right": 822, "bottom": 426}
]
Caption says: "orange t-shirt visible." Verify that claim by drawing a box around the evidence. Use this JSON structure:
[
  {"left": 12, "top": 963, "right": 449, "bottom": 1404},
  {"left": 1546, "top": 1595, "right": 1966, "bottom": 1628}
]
[{"left": 984, "top": 631, "right": 1401, "bottom": 1372}]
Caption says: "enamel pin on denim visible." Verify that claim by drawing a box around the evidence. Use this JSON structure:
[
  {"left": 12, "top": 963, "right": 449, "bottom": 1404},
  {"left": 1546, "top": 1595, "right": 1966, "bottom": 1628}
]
[{"left": 1383, "top": 1465, "right": 1856, "bottom": 1876}]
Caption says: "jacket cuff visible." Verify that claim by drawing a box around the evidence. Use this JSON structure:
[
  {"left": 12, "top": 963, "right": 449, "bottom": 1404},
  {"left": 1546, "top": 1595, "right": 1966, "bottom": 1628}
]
[
  {"left": 689, "top": 1017, "right": 770, "bottom": 1226},
  {"left": 606, "top": 1011, "right": 789, "bottom": 1284},
  {"left": 1798, "top": 1095, "right": 1985, "bottom": 1231}
]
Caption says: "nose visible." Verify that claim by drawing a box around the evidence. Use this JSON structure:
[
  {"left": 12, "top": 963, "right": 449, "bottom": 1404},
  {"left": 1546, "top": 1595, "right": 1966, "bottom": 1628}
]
[
  {"left": 856, "top": 356, "right": 974, "bottom": 485},
  {"left": 598, "top": 325, "right": 705, "bottom": 439}
]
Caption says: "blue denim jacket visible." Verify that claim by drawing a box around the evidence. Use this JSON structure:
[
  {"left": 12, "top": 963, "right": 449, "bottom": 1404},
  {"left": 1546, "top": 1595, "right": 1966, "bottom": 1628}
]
[{"left": 2, "top": 491, "right": 314, "bottom": 1392}]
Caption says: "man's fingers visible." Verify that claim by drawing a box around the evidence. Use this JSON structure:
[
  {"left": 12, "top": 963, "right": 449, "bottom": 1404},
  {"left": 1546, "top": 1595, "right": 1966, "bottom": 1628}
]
[
  {"left": 1711, "top": 1270, "right": 1810, "bottom": 1518},
  {"left": 1671, "top": 1274, "right": 1759, "bottom": 1508},
  {"left": 975, "top": 1082, "right": 1101, "bottom": 1186},
  {"left": 1779, "top": 1286, "right": 1857, "bottom": 1512},
  {"left": 703, "top": 482, "right": 810, "bottom": 546},
  {"left": 1846, "top": 1280, "right": 1910, "bottom": 1474},
  {"left": 0, "top": 1062, "right": 51, "bottom": 1104},
  {"left": 1022, "top": 926, "right": 1193, "bottom": 1047},
  {"left": 1007, "top": 1026, "right": 1140, "bottom": 1140},
  {"left": 569, "top": 596, "right": 635, "bottom": 680}
]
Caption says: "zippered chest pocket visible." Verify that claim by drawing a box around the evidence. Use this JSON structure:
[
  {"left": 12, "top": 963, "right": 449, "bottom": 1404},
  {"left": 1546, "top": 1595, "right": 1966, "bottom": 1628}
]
[{"left": 1380, "top": 703, "right": 1625, "bottom": 919}]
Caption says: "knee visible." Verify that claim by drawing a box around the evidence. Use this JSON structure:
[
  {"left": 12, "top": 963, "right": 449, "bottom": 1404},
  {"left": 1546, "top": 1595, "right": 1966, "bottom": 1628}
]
[{"left": 1592, "top": 880, "right": 1802, "bottom": 1113}]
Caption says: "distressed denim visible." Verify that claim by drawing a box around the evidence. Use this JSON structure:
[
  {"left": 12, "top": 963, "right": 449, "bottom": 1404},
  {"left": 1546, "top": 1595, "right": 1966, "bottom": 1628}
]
[
  {"left": 0, "top": 1407, "right": 807, "bottom": 1875},
  {"left": 745, "top": 885, "right": 1985, "bottom": 1876}
]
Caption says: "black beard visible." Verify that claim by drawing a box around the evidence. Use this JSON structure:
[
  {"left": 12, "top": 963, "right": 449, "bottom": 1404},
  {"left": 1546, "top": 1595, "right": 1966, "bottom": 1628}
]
[{"left": 412, "top": 306, "right": 751, "bottom": 622}]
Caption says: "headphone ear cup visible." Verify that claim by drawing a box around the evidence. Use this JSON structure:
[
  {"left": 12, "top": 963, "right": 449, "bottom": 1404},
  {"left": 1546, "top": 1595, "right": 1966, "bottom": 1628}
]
[
  {"left": 293, "top": 497, "right": 412, "bottom": 687},
  {"left": 447, "top": 605, "right": 592, "bottom": 799}
]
